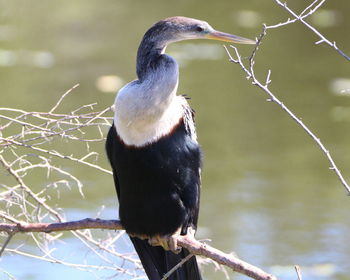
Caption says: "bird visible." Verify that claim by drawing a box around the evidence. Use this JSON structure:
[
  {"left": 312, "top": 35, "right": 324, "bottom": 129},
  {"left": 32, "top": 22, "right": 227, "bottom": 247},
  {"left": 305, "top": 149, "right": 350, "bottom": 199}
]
[{"left": 105, "top": 16, "right": 255, "bottom": 280}]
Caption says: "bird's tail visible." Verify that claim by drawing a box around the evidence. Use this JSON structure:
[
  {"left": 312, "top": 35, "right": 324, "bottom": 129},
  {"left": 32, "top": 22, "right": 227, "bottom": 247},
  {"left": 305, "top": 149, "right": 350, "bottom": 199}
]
[{"left": 130, "top": 236, "right": 202, "bottom": 280}]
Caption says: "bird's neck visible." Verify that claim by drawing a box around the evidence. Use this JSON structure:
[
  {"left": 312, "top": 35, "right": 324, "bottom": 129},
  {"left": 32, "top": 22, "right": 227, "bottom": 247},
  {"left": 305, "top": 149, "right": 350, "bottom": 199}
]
[
  {"left": 135, "top": 37, "right": 179, "bottom": 105},
  {"left": 113, "top": 39, "right": 181, "bottom": 146},
  {"left": 136, "top": 38, "right": 166, "bottom": 80}
]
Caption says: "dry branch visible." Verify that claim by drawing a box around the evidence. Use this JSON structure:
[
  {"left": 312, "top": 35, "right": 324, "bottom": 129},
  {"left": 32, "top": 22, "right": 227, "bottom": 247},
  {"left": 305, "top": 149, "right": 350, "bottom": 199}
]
[
  {"left": 0, "top": 85, "right": 130, "bottom": 278},
  {"left": 0, "top": 219, "right": 277, "bottom": 280},
  {"left": 0, "top": 219, "right": 122, "bottom": 234},
  {"left": 273, "top": 0, "right": 350, "bottom": 61},
  {"left": 224, "top": 0, "right": 350, "bottom": 194}
]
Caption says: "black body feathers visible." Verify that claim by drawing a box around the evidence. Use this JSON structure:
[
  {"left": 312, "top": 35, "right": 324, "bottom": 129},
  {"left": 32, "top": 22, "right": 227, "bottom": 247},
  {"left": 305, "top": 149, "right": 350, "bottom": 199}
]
[{"left": 106, "top": 116, "right": 202, "bottom": 280}]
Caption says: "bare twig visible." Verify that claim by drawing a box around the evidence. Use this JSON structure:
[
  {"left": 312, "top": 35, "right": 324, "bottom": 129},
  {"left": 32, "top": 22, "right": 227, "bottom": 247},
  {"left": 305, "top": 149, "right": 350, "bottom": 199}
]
[
  {"left": 295, "top": 265, "right": 303, "bottom": 280},
  {"left": 0, "top": 155, "right": 63, "bottom": 221},
  {"left": 266, "top": 0, "right": 325, "bottom": 29},
  {"left": 224, "top": 23, "right": 350, "bottom": 194},
  {"left": 177, "top": 235, "right": 276, "bottom": 280},
  {"left": 49, "top": 83, "right": 80, "bottom": 113},
  {"left": 160, "top": 253, "right": 195, "bottom": 280},
  {"left": 0, "top": 269, "right": 16, "bottom": 280},
  {"left": 3, "top": 248, "right": 133, "bottom": 275},
  {"left": 273, "top": 0, "right": 350, "bottom": 61},
  {"left": 0, "top": 89, "right": 121, "bottom": 277},
  {"left": 1, "top": 137, "right": 112, "bottom": 175},
  {"left": 0, "top": 219, "right": 122, "bottom": 234},
  {"left": 0, "top": 233, "right": 13, "bottom": 257}
]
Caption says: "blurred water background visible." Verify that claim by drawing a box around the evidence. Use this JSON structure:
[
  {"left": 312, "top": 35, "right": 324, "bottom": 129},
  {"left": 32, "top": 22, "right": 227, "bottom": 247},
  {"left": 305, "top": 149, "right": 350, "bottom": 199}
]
[{"left": 1, "top": 0, "right": 350, "bottom": 279}]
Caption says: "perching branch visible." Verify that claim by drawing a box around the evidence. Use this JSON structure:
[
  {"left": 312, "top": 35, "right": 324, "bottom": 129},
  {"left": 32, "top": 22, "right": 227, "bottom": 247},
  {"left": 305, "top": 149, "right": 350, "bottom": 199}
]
[
  {"left": 224, "top": 0, "right": 350, "bottom": 194},
  {"left": 0, "top": 219, "right": 277, "bottom": 280},
  {"left": 0, "top": 219, "right": 122, "bottom": 234},
  {"left": 177, "top": 235, "right": 277, "bottom": 280}
]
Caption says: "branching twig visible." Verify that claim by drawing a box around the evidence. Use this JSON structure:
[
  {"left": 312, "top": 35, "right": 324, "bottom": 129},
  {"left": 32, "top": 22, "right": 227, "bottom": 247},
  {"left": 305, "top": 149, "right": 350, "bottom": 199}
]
[
  {"left": 273, "top": 0, "right": 350, "bottom": 61},
  {"left": 0, "top": 155, "right": 63, "bottom": 221},
  {"left": 1, "top": 137, "right": 112, "bottom": 175},
  {"left": 0, "top": 89, "right": 119, "bottom": 277},
  {"left": 224, "top": 16, "right": 350, "bottom": 194}
]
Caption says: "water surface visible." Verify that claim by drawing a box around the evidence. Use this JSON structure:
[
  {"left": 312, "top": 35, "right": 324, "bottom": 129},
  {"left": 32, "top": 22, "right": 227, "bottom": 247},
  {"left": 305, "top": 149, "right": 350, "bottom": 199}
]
[{"left": 1, "top": 0, "right": 350, "bottom": 279}]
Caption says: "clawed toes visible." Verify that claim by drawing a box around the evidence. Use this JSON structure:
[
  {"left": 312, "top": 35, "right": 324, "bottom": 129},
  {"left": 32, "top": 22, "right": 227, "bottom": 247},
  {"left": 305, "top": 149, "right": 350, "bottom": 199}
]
[
  {"left": 147, "top": 234, "right": 181, "bottom": 253},
  {"left": 168, "top": 236, "right": 181, "bottom": 254},
  {"left": 146, "top": 227, "right": 194, "bottom": 253},
  {"left": 148, "top": 235, "right": 160, "bottom": 246}
]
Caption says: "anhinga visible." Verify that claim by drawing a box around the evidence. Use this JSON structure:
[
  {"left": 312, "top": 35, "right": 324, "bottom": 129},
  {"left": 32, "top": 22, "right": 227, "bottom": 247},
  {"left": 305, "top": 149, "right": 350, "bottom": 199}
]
[{"left": 106, "top": 16, "right": 254, "bottom": 280}]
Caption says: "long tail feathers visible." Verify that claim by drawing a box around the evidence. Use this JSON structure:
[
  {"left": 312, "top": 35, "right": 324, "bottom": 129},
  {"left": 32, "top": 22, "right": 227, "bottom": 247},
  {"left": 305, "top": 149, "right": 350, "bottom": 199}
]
[{"left": 130, "top": 237, "right": 202, "bottom": 280}]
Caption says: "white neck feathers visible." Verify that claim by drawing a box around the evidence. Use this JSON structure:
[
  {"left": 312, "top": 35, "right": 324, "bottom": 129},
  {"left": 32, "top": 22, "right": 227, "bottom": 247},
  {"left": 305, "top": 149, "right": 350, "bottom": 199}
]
[{"left": 113, "top": 58, "right": 184, "bottom": 147}]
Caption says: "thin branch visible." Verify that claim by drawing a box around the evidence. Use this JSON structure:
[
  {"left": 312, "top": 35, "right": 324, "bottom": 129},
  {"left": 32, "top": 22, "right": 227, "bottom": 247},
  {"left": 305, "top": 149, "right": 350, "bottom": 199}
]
[
  {"left": 224, "top": 26, "right": 350, "bottom": 195},
  {"left": 177, "top": 235, "right": 276, "bottom": 280},
  {"left": 0, "top": 155, "right": 64, "bottom": 221},
  {"left": 160, "top": 253, "right": 194, "bottom": 280},
  {"left": 0, "top": 114, "right": 51, "bottom": 132},
  {"left": 0, "top": 218, "right": 277, "bottom": 280},
  {"left": 0, "top": 87, "right": 122, "bottom": 277},
  {"left": 3, "top": 248, "right": 132, "bottom": 274},
  {"left": 266, "top": 0, "right": 323, "bottom": 29},
  {"left": 71, "top": 229, "right": 142, "bottom": 268},
  {"left": 49, "top": 84, "right": 80, "bottom": 113},
  {"left": 295, "top": 265, "right": 302, "bottom": 280},
  {"left": 0, "top": 269, "right": 16, "bottom": 280},
  {"left": 0, "top": 233, "right": 13, "bottom": 257},
  {"left": 0, "top": 137, "right": 112, "bottom": 175},
  {"left": 273, "top": 0, "right": 350, "bottom": 61},
  {"left": 0, "top": 218, "right": 122, "bottom": 234}
]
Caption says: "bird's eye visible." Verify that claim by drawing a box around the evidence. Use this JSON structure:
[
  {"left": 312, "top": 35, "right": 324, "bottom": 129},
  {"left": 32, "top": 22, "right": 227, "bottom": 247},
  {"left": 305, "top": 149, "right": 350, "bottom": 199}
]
[{"left": 195, "top": 26, "right": 204, "bottom": 32}]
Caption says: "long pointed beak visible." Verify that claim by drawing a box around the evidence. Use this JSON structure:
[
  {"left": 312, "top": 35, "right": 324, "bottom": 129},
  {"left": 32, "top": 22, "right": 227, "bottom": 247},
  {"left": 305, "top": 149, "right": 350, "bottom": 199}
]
[{"left": 206, "top": 30, "right": 255, "bottom": 44}]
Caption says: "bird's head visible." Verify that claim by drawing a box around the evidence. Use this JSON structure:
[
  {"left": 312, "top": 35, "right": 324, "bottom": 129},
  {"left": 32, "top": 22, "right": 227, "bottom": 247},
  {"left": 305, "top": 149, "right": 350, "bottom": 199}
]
[{"left": 145, "top": 16, "right": 255, "bottom": 47}]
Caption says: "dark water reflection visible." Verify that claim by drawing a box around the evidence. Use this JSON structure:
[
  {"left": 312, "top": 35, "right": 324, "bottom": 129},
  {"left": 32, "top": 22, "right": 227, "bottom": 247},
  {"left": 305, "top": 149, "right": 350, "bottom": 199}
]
[{"left": 1, "top": 0, "right": 350, "bottom": 279}]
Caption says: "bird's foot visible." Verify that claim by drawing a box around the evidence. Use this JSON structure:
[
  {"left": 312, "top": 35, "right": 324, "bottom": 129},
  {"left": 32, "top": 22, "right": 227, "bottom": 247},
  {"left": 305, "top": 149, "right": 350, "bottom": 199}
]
[
  {"left": 148, "top": 227, "right": 182, "bottom": 253},
  {"left": 148, "top": 226, "right": 196, "bottom": 253}
]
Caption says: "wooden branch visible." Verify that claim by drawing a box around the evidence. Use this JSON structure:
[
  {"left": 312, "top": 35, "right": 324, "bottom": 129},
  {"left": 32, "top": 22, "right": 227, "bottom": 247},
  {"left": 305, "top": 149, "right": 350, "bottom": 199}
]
[
  {"left": 0, "top": 218, "right": 277, "bottom": 280},
  {"left": 273, "top": 0, "right": 350, "bottom": 61},
  {"left": 223, "top": 27, "right": 350, "bottom": 195},
  {"left": 0, "top": 218, "right": 122, "bottom": 233},
  {"left": 177, "top": 234, "right": 276, "bottom": 280}
]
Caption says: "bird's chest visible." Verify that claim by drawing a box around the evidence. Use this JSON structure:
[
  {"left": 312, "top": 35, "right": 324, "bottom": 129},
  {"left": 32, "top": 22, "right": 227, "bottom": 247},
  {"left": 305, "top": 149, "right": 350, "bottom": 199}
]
[
  {"left": 113, "top": 56, "right": 181, "bottom": 144},
  {"left": 113, "top": 77, "right": 184, "bottom": 147}
]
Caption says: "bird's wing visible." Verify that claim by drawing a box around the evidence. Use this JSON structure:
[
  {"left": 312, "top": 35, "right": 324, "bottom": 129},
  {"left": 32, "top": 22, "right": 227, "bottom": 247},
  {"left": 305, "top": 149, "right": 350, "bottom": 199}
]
[
  {"left": 181, "top": 96, "right": 198, "bottom": 143},
  {"left": 105, "top": 125, "right": 121, "bottom": 200},
  {"left": 180, "top": 96, "right": 201, "bottom": 232}
]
